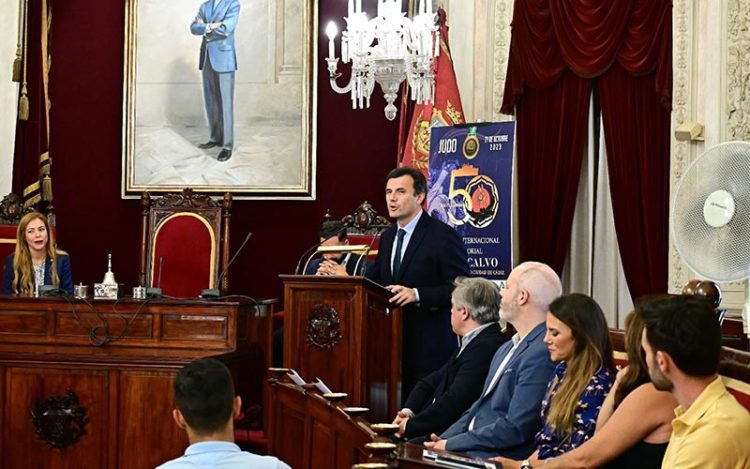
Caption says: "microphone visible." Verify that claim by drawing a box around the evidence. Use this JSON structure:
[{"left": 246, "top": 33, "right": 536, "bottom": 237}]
[
  {"left": 201, "top": 231, "right": 253, "bottom": 299},
  {"left": 294, "top": 227, "right": 347, "bottom": 275},
  {"left": 146, "top": 256, "right": 164, "bottom": 298},
  {"left": 38, "top": 285, "right": 66, "bottom": 296},
  {"left": 354, "top": 227, "right": 386, "bottom": 276}
]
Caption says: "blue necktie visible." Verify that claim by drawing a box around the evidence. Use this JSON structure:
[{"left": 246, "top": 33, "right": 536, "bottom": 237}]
[{"left": 392, "top": 229, "right": 406, "bottom": 280}]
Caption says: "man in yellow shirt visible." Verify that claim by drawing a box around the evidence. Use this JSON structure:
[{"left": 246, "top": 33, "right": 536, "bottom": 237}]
[{"left": 641, "top": 295, "right": 750, "bottom": 469}]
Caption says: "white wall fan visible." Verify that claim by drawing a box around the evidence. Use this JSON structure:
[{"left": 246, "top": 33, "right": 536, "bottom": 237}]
[{"left": 671, "top": 141, "right": 750, "bottom": 336}]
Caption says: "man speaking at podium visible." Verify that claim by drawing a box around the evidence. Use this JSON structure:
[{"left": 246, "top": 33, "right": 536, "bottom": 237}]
[{"left": 366, "top": 167, "right": 470, "bottom": 400}]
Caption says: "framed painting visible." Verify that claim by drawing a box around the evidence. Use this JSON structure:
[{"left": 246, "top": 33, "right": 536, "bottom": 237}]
[{"left": 122, "top": 0, "right": 317, "bottom": 199}]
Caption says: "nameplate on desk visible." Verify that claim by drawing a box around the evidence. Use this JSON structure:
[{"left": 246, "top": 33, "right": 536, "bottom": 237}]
[{"left": 179, "top": 315, "right": 226, "bottom": 321}]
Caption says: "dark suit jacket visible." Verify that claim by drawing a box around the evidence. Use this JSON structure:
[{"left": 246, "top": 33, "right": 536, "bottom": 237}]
[
  {"left": 304, "top": 253, "right": 366, "bottom": 276},
  {"left": 366, "top": 211, "right": 469, "bottom": 373},
  {"left": 441, "top": 322, "right": 555, "bottom": 459},
  {"left": 403, "top": 322, "right": 507, "bottom": 439},
  {"left": 3, "top": 253, "right": 73, "bottom": 295}
]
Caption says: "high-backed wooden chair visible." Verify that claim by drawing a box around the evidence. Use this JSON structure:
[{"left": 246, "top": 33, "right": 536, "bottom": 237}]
[
  {"left": 138, "top": 188, "right": 232, "bottom": 297},
  {"left": 323, "top": 200, "right": 390, "bottom": 261}
]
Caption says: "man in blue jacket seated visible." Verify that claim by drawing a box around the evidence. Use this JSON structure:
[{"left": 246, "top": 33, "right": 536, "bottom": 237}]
[
  {"left": 393, "top": 276, "right": 508, "bottom": 441},
  {"left": 424, "top": 261, "right": 561, "bottom": 460},
  {"left": 157, "top": 358, "right": 291, "bottom": 469}
]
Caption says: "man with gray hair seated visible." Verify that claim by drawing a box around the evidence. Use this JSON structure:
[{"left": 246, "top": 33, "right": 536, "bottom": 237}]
[
  {"left": 393, "top": 276, "right": 508, "bottom": 441},
  {"left": 425, "top": 261, "right": 562, "bottom": 459}
]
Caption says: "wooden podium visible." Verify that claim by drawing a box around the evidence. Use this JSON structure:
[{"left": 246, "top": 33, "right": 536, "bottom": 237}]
[{"left": 281, "top": 275, "right": 402, "bottom": 422}]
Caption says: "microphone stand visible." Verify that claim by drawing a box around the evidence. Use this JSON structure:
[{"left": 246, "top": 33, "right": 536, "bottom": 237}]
[
  {"left": 201, "top": 232, "right": 253, "bottom": 299},
  {"left": 146, "top": 257, "right": 164, "bottom": 298},
  {"left": 353, "top": 227, "right": 386, "bottom": 276}
]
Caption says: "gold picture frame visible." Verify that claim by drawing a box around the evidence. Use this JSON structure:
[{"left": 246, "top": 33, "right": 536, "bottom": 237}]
[{"left": 122, "top": 0, "right": 317, "bottom": 199}]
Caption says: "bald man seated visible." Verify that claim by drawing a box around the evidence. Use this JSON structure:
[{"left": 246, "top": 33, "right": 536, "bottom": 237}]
[{"left": 424, "top": 262, "right": 562, "bottom": 460}]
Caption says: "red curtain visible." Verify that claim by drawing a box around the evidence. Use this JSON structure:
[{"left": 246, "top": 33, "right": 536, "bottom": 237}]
[
  {"left": 515, "top": 70, "right": 590, "bottom": 273},
  {"left": 501, "top": 0, "right": 672, "bottom": 297},
  {"left": 600, "top": 64, "right": 671, "bottom": 297}
]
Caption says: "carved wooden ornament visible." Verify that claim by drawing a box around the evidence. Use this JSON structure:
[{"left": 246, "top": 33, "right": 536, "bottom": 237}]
[
  {"left": 31, "top": 390, "right": 89, "bottom": 449},
  {"left": 306, "top": 303, "right": 343, "bottom": 349}
]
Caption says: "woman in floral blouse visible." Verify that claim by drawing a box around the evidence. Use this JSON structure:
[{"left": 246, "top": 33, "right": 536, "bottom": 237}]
[{"left": 492, "top": 293, "right": 614, "bottom": 468}]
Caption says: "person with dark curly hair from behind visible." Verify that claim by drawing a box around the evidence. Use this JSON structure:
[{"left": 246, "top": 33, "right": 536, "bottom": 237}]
[{"left": 157, "top": 358, "right": 290, "bottom": 469}]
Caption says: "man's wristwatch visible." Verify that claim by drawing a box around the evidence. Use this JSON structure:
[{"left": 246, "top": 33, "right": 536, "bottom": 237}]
[{"left": 520, "top": 460, "right": 532, "bottom": 469}]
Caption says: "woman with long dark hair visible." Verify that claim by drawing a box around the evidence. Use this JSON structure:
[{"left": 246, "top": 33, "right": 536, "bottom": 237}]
[
  {"left": 523, "top": 309, "right": 677, "bottom": 469},
  {"left": 492, "top": 293, "right": 614, "bottom": 467},
  {"left": 2, "top": 212, "right": 73, "bottom": 295}
]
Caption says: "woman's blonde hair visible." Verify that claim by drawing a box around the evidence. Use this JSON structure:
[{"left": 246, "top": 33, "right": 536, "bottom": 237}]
[
  {"left": 545, "top": 293, "right": 614, "bottom": 434},
  {"left": 12, "top": 212, "right": 59, "bottom": 295}
]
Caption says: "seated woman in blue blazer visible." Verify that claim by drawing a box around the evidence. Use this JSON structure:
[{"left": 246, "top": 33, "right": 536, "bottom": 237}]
[
  {"left": 2, "top": 212, "right": 73, "bottom": 295},
  {"left": 493, "top": 293, "right": 615, "bottom": 468}
]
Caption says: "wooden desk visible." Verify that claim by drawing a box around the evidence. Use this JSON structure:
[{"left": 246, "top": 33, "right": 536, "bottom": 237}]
[
  {"left": 267, "top": 379, "right": 498, "bottom": 469},
  {"left": 267, "top": 379, "right": 375, "bottom": 469},
  {"left": 0, "top": 295, "right": 274, "bottom": 469}
]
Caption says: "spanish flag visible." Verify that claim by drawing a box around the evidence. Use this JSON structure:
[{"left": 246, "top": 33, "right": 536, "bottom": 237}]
[{"left": 398, "top": 7, "right": 465, "bottom": 180}]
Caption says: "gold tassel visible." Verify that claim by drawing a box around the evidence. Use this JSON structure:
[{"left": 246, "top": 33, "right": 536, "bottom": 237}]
[
  {"left": 41, "top": 175, "right": 53, "bottom": 201},
  {"left": 18, "top": 83, "right": 29, "bottom": 120},
  {"left": 12, "top": 53, "right": 21, "bottom": 82}
]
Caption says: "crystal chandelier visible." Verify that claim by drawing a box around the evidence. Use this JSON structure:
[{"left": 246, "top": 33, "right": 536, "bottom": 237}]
[{"left": 325, "top": 0, "right": 438, "bottom": 120}]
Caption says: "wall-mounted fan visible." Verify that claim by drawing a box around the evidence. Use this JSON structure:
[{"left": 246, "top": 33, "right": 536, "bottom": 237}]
[{"left": 671, "top": 141, "right": 750, "bottom": 336}]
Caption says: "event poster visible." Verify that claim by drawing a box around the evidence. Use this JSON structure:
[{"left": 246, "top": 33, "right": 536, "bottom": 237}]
[{"left": 427, "top": 122, "right": 515, "bottom": 282}]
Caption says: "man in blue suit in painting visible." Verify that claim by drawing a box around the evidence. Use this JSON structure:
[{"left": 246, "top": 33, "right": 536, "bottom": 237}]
[{"left": 190, "top": 0, "right": 240, "bottom": 162}]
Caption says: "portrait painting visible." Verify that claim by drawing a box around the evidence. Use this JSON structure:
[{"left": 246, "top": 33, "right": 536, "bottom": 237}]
[{"left": 122, "top": 0, "right": 317, "bottom": 199}]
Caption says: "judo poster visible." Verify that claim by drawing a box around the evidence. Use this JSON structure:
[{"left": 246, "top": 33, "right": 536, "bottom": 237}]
[{"left": 427, "top": 122, "right": 515, "bottom": 282}]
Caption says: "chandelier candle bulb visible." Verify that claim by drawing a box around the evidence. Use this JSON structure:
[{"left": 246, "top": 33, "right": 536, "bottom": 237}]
[{"left": 326, "top": 22, "right": 338, "bottom": 59}]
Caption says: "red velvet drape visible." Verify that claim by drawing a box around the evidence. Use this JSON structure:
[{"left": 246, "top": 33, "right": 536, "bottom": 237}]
[
  {"left": 515, "top": 70, "right": 590, "bottom": 273},
  {"left": 600, "top": 65, "right": 671, "bottom": 297},
  {"left": 501, "top": 0, "right": 671, "bottom": 298}
]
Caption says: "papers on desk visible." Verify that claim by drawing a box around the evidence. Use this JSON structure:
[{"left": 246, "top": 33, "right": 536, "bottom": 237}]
[
  {"left": 313, "top": 377, "right": 332, "bottom": 393},
  {"left": 285, "top": 370, "right": 333, "bottom": 393},
  {"left": 423, "top": 449, "right": 498, "bottom": 469},
  {"left": 286, "top": 369, "right": 306, "bottom": 386}
]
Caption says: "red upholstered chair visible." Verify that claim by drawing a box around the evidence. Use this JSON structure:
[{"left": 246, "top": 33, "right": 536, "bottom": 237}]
[
  {"left": 0, "top": 225, "right": 17, "bottom": 263},
  {"left": 138, "top": 189, "right": 232, "bottom": 297}
]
